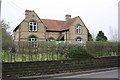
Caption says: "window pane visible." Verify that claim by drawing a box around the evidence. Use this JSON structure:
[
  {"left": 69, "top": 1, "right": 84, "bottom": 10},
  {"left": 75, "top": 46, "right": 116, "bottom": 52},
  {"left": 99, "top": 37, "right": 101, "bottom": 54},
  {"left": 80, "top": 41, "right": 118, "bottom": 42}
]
[
  {"left": 34, "top": 26, "right": 36, "bottom": 31},
  {"left": 35, "top": 38, "right": 37, "bottom": 41},
  {"left": 29, "top": 21, "right": 37, "bottom": 31},
  {"left": 34, "top": 22, "right": 36, "bottom": 25},
  {"left": 28, "top": 35, "right": 38, "bottom": 48},
  {"left": 76, "top": 24, "right": 81, "bottom": 34},
  {"left": 47, "top": 38, "right": 54, "bottom": 41},
  {"left": 31, "top": 38, "right": 34, "bottom": 41},
  {"left": 30, "top": 26, "right": 32, "bottom": 31},
  {"left": 29, "top": 22, "right": 32, "bottom": 25},
  {"left": 76, "top": 37, "right": 82, "bottom": 41},
  {"left": 77, "top": 39, "right": 81, "bottom": 41},
  {"left": 78, "top": 29, "right": 80, "bottom": 33},
  {"left": 79, "top": 29, "right": 81, "bottom": 33},
  {"left": 29, "top": 38, "right": 31, "bottom": 41},
  {"left": 77, "top": 29, "right": 79, "bottom": 33}
]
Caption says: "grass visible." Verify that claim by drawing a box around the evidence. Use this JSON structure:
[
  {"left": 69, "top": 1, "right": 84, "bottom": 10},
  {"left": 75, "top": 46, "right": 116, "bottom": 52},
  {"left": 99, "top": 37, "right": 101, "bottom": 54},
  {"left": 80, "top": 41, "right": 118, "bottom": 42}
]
[
  {"left": 95, "top": 52, "right": 118, "bottom": 58},
  {"left": 2, "top": 51, "right": 119, "bottom": 62},
  {"left": 2, "top": 52, "right": 67, "bottom": 62}
]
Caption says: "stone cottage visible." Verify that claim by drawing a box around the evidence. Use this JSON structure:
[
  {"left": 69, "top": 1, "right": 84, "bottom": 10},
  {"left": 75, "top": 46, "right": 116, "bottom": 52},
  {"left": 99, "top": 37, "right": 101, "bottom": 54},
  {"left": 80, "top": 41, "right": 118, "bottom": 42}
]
[{"left": 13, "top": 10, "right": 88, "bottom": 43}]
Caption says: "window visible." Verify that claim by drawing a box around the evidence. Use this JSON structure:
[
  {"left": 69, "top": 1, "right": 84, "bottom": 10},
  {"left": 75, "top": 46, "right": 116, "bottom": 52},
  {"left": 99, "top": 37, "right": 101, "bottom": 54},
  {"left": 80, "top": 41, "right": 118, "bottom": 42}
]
[
  {"left": 29, "top": 37, "right": 37, "bottom": 42},
  {"left": 47, "top": 37, "right": 55, "bottom": 41},
  {"left": 76, "top": 24, "right": 81, "bottom": 34},
  {"left": 76, "top": 37, "right": 82, "bottom": 42},
  {"left": 28, "top": 35, "right": 37, "bottom": 48},
  {"left": 29, "top": 20, "right": 37, "bottom": 32}
]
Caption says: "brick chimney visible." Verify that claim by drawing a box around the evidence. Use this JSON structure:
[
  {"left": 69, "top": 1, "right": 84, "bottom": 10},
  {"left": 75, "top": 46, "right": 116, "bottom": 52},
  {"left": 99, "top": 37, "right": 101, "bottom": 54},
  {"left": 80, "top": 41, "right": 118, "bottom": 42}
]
[
  {"left": 25, "top": 10, "right": 34, "bottom": 18},
  {"left": 65, "top": 14, "right": 71, "bottom": 21}
]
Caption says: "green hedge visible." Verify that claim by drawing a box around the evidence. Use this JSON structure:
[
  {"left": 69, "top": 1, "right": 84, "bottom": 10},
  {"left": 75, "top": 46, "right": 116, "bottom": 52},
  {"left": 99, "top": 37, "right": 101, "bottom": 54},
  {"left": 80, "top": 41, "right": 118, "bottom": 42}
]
[
  {"left": 86, "top": 41, "right": 119, "bottom": 57},
  {"left": 67, "top": 45, "right": 93, "bottom": 59},
  {"left": 2, "top": 41, "right": 119, "bottom": 62}
]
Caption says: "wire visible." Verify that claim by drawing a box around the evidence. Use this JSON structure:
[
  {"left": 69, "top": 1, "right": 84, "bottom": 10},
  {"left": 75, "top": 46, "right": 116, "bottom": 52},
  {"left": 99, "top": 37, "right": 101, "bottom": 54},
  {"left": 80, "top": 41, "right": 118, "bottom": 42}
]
[
  {"left": 2, "top": 0, "right": 25, "bottom": 31},
  {"left": 9, "top": 0, "right": 25, "bottom": 12},
  {"left": 5, "top": 0, "right": 24, "bottom": 15}
]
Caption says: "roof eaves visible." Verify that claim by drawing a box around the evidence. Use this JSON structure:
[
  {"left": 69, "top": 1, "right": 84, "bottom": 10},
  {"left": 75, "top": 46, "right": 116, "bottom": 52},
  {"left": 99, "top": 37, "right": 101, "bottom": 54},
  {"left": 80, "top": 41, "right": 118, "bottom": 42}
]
[
  {"left": 13, "top": 26, "right": 19, "bottom": 32},
  {"left": 77, "top": 16, "right": 89, "bottom": 32},
  {"left": 62, "top": 16, "right": 78, "bottom": 30},
  {"left": 13, "top": 19, "right": 25, "bottom": 32}
]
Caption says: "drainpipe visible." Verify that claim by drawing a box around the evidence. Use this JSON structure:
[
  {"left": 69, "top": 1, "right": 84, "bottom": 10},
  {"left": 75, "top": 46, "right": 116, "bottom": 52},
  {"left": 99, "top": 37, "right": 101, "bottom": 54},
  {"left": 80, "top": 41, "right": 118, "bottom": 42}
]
[{"left": 66, "top": 31, "right": 67, "bottom": 41}]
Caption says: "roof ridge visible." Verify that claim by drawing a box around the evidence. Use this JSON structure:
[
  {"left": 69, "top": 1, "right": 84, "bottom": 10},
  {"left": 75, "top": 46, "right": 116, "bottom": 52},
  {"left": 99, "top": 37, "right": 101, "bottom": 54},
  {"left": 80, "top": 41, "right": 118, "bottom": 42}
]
[
  {"left": 41, "top": 19, "right": 65, "bottom": 22},
  {"left": 72, "top": 16, "right": 79, "bottom": 19}
]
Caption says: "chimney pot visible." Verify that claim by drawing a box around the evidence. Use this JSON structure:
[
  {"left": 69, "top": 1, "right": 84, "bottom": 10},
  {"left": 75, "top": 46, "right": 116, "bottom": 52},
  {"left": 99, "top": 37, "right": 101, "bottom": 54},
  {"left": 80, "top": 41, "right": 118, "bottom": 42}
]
[
  {"left": 65, "top": 14, "right": 71, "bottom": 21},
  {"left": 25, "top": 10, "right": 33, "bottom": 18}
]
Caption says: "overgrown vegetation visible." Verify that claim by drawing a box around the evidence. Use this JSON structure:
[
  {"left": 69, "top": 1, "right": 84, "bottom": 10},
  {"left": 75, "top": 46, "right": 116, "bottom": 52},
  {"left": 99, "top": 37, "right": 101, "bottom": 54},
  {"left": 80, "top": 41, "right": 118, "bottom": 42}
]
[
  {"left": 1, "top": 41, "right": 119, "bottom": 62},
  {"left": 88, "top": 31, "right": 93, "bottom": 41},
  {"left": 67, "top": 45, "right": 93, "bottom": 59},
  {"left": 86, "top": 41, "right": 119, "bottom": 57},
  {"left": 0, "top": 20, "right": 14, "bottom": 52}
]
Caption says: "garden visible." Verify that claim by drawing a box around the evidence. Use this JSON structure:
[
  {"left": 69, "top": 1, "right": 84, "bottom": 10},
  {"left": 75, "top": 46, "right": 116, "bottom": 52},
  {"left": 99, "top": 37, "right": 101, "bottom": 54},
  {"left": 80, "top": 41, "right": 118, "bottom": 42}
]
[{"left": 1, "top": 41, "right": 119, "bottom": 62}]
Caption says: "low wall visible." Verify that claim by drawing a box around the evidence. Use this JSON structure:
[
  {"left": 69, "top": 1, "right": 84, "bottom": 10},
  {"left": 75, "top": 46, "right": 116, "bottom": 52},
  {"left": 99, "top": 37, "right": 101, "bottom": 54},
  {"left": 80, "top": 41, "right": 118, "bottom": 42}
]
[{"left": 2, "top": 56, "right": 118, "bottom": 79}]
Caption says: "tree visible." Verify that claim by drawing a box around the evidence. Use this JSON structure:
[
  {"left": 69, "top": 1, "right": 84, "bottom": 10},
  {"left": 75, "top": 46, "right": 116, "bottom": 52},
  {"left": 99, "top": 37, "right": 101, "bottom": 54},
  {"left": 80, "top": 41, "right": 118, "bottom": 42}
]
[
  {"left": 0, "top": 20, "right": 14, "bottom": 52},
  {"left": 96, "top": 31, "right": 108, "bottom": 41},
  {"left": 0, "top": 23, "right": 2, "bottom": 52},
  {"left": 108, "top": 26, "right": 118, "bottom": 41},
  {"left": 88, "top": 31, "right": 93, "bottom": 41}
]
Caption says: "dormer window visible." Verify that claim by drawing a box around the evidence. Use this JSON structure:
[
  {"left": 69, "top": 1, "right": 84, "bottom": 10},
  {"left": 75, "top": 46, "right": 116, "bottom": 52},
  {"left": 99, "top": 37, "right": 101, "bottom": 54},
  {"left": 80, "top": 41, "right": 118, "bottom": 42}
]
[
  {"left": 76, "top": 24, "right": 81, "bottom": 34},
  {"left": 29, "top": 20, "right": 37, "bottom": 32}
]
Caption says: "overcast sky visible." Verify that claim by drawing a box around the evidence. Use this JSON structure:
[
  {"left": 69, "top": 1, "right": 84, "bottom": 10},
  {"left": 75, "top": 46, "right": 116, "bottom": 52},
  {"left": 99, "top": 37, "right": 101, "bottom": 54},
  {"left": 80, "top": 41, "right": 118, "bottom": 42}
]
[{"left": 1, "top": 0, "right": 119, "bottom": 40}]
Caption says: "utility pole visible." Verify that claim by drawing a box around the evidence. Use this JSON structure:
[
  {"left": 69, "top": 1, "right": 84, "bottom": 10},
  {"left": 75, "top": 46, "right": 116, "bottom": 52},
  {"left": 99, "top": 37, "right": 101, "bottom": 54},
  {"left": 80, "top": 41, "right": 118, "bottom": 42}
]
[
  {"left": 118, "top": 1, "right": 120, "bottom": 41},
  {"left": 0, "top": 0, "right": 2, "bottom": 51},
  {"left": 0, "top": 0, "right": 2, "bottom": 80},
  {"left": 0, "top": 0, "right": 1, "bottom": 17}
]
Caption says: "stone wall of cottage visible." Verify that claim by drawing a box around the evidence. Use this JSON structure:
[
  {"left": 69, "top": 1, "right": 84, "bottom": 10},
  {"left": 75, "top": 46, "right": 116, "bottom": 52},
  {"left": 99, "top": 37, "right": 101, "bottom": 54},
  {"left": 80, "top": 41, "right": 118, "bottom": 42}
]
[
  {"left": 61, "top": 31, "right": 69, "bottom": 41},
  {"left": 14, "top": 10, "right": 88, "bottom": 42},
  {"left": 15, "top": 10, "right": 46, "bottom": 41},
  {"left": 45, "top": 32, "right": 60, "bottom": 40},
  {"left": 14, "top": 29, "right": 19, "bottom": 41},
  {"left": 45, "top": 31, "right": 69, "bottom": 41},
  {"left": 69, "top": 17, "right": 88, "bottom": 42}
]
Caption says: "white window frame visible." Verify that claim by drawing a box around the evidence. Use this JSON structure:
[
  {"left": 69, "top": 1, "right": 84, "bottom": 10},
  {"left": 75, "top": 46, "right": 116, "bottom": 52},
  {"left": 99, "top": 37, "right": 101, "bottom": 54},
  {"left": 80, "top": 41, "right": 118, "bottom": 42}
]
[
  {"left": 76, "top": 38, "right": 81, "bottom": 41},
  {"left": 28, "top": 36, "right": 37, "bottom": 48},
  {"left": 47, "top": 37, "right": 55, "bottom": 41},
  {"left": 76, "top": 24, "right": 81, "bottom": 34},
  {"left": 29, "top": 21, "right": 37, "bottom": 32},
  {"left": 76, "top": 37, "right": 82, "bottom": 43},
  {"left": 29, "top": 38, "right": 36, "bottom": 42},
  {"left": 49, "top": 39, "right": 54, "bottom": 41}
]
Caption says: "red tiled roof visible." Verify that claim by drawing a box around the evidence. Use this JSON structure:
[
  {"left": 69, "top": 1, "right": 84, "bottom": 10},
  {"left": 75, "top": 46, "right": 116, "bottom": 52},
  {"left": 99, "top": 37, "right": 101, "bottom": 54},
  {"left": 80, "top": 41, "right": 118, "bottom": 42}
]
[
  {"left": 14, "top": 16, "right": 78, "bottom": 32},
  {"left": 13, "top": 10, "right": 81, "bottom": 32},
  {"left": 41, "top": 19, "right": 66, "bottom": 31},
  {"left": 62, "top": 16, "right": 78, "bottom": 30},
  {"left": 41, "top": 17, "right": 78, "bottom": 31}
]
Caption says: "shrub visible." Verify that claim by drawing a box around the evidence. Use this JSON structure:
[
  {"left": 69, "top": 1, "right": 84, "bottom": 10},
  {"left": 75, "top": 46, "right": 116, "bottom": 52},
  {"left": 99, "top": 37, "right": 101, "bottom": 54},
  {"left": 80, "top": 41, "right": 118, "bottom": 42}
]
[
  {"left": 86, "top": 41, "right": 120, "bottom": 57},
  {"left": 67, "top": 45, "right": 93, "bottom": 59}
]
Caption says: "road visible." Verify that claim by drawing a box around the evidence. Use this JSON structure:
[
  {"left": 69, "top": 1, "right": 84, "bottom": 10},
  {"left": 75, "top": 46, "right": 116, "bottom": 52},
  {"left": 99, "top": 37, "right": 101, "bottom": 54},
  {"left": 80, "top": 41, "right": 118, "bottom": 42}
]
[
  {"left": 12, "top": 69, "right": 118, "bottom": 80},
  {"left": 56, "top": 69, "right": 118, "bottom": 78},
  {"left": 33, "top": 69, "right": 119, "bottom": 80}
]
